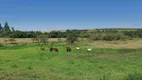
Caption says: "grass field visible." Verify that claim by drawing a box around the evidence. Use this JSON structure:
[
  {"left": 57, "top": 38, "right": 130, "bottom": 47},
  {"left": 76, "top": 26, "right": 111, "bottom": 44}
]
[{"left": 0, "top": 43, "right": 142, "bottom": 80}]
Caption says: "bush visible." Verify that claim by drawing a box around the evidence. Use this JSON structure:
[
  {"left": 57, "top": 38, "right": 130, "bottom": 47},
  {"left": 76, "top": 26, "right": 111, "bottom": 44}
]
[
  {"left": 38, "top": 34, "right": 49, "bottom": 44},
  {"left": 90, "top": 32, "right": 128, "bottom": 41},
  {"left": 31, "top": 38, "right": 39, "bottom": 43},
  {"left": 66, "top": 34, "right": 78, "bottom": 44},
  {"left": 40, "top": 38, "right": 48, "bottom": 44},
  {"left": 90, "top": 33, "right": 105, "bottom": 40},
  {"left": 8, "top": 38, "right": 16, "bottom": 44}
]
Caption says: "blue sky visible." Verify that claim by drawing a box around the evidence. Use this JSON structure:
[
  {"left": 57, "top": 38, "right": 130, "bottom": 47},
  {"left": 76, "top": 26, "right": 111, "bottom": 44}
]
[{"left": 0, "top": 0, "right": 142, "bottom": 31}]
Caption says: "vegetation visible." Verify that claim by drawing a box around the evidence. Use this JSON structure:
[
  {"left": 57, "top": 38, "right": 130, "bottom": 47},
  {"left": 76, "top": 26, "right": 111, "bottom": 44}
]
[
  {"left": 1, "top": 22, "right": 142, "bottom": 41},
  {"left": 0, "top": 44, "right": 142, "bottom": 80},
  {"left": 1, "top": 22, "right": 142, "bottom": 79},
  {"left": 89, "top": 32, "right": 128, "bottom": 41},
  {"left": 0, "top": 43, "right": 4, "bottom": 47},
  {"left": 124, "top": 72, "right": 142, "bottom": 80},
  {"left": 66, "top": 33, "right": 78, "bottom": 44}
]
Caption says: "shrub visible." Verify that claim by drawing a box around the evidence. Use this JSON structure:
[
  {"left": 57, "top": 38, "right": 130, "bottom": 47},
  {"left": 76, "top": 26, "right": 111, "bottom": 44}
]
[
  {"left": 31, "top": 38, "right": 39, "bottom": 43},
  {"left": 38, "top": 34, "right": 49, "bottom": 44},
  {"left": 39, "top": 38, "right": 48, "bottom": 44},
  {"left": 66, "top": 34, "right": 78, "bottom": 44},
  {"left": 8, "top": 38, "right": 16, "bottom": 44},
  {"left": 90, "top": 33, "right": 105, "bottom": 40},
  {"left": 90, "top": 32, "right": 128, "bottom": 41}
]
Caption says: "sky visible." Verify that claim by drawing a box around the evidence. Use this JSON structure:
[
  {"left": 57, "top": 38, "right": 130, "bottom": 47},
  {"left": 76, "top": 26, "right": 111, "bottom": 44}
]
[{"left": 0, "top": 0, "right": 142, "bottom": 31}]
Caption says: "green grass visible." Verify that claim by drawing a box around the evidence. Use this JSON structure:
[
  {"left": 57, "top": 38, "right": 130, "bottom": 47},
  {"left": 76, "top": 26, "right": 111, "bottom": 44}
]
[{"left": 0, "top": 45, "right": 142, "bottom": 80}]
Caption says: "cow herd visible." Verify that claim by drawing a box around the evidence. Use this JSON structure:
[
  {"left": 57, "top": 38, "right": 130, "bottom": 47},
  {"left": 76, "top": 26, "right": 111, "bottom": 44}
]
[{"left": 40, "top": 47, "right": 92, "bottom": 52}]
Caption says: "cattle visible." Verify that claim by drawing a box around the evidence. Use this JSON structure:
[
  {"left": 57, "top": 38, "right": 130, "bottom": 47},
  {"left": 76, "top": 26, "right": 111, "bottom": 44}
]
[
  {"left": 50, "top": 47, "right": 58, "bottom": 52},
  {"left": 76, "top": 47, "right": 80, "bottom": 50},
  {"left": 87, "top": 48, "right": 92, "bottom": 52},
  {"left": 66, "top": 47, "right": 71, "bottom": 52},
  {"left": 40, "top": 48, "right": 45, "bottom": 51}
]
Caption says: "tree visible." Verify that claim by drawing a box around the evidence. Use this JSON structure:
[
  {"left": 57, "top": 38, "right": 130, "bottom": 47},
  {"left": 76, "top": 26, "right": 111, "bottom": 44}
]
[
  {"left": 10, "top": 30, "right": 23, "bottom": 38},
  {"left": 11, "top": 27, "right": 15, "bottom": 32},
  {"left": 0, "top": 23, "right": 4, "bottom": 36},
  {"left": 38, "top": 34, "right": 49, "bottom": 44},
  {"left": 31, "top": 37, "right": 40, "bottom": 43},
  {"left": 4, "top": 22, "right": 11, "bottom": 34},
  {"left": 48, "top": 31, "right": 59, "bottom": 38},
  {"left": 66, "top": 33, "right": 78, "bottom": 44},
  {"left": 0, "top": 23, "right": 3, "bottom": 31}
]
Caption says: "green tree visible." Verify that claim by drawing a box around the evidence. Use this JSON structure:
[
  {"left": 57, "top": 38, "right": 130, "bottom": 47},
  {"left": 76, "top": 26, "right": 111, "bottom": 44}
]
[
  {"left": 66, "top": 33, "right": 78, "bottom": 44},
  {"left": 0, "top": 23, "right": 4, "bottom": 37},
  {"left": 11, "top": 27, "right": 15, "bottom": 32},
  {"left": 0, "top": 23, "right": 3, "bottom": 31},
  {"left": 49, "top": 31, "right": 59, "bottom": 38},
  {"left": 31, "top": 37, "right": 40, "bottom": 43},
  {"left": 38, "top": 34, "right": 49, "bottom": 44},
  {"left": 4, "top": 22, "right": 11, "bottom": 34}
]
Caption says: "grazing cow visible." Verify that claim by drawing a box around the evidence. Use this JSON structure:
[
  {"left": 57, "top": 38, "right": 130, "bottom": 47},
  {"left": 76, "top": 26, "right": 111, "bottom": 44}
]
[
  {"left": 66, "top": 47, "right": 71, "bottom": 52},
  {"left": 50, "top": 47, "right": 53, "bottom": 52},
  {"left": 76, "top": 47, "right": 81, "bottom": 52},
  {"left": 40, "top": 48, "right": 45, "bottom": 51},
  {"left": 76, "top": 47, "right": 80, "bottom": 50},
  {"left": 50, "top": 47, "right": 58, "bottom": 52},
  {"left": 87, "top": 48, "right": 92, "bottom": 52}
]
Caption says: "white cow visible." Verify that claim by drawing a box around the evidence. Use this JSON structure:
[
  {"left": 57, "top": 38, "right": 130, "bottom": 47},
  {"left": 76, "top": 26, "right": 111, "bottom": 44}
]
[
  {"left": 76, "top": 47, "right": 80, "bottom": 50},
  {"left": 87, "top": 48, "right": 92, "bottom": 52}
]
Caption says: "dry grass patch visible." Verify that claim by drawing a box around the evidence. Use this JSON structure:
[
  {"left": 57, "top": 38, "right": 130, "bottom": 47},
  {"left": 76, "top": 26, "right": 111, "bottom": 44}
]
[
  {"left": 0, "top": 38, "right": 66, "bottom": 44},
  {"left": 89, "top": 40, "right": 142, "bottom": 48}
]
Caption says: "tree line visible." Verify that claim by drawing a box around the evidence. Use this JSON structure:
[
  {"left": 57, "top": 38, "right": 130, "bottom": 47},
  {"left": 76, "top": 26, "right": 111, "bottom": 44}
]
[{"left": 1, "top": 22, "right": 142, "bottom": 41}]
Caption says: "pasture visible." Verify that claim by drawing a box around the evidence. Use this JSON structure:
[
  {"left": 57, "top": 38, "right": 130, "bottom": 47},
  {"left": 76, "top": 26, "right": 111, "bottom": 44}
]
[
  {"left": 0, "top": 42, "right": 142, "bottom": 80},
  {"left": 0, "top": 38, "right": 142, "bottom": 80}
]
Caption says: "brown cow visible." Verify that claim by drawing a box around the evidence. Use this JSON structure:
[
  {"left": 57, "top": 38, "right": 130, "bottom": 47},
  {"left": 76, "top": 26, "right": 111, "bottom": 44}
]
[
  {"left": 50, "top": 47, "right": 58, "bottom": 52},
  {"left": 66, "top": 47, "right": 71, "bottom": 52},
  {"left": 40, "top": 48, "right": 45, "bottom": 51}
]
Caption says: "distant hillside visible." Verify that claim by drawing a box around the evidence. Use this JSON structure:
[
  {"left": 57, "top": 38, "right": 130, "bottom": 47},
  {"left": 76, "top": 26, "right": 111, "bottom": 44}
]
[
  {"left": 41, "top": 30, "right": 66, "bottom": 33},
  {"left": 97, "top": 28, "right": 142, "bottom": 30}
]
